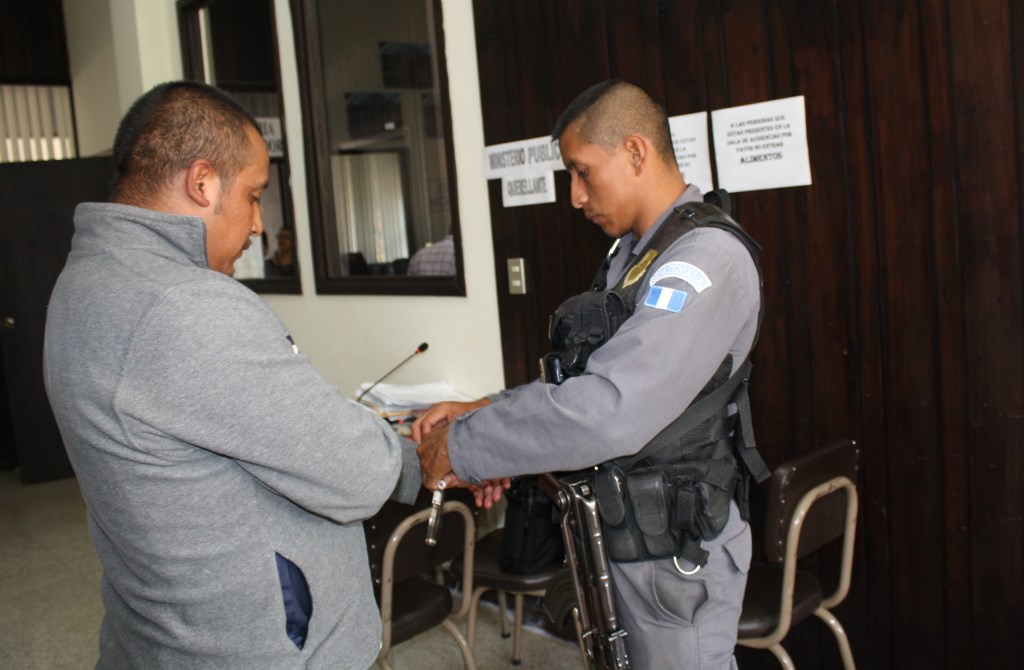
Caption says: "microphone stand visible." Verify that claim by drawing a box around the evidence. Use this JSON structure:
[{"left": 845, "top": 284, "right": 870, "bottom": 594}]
[{"left": 356, "top": 342, "right": 429, "bottom": 405}]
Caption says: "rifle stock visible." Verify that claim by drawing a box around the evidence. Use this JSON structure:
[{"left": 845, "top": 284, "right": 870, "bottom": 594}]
[{"left": 540, "top": 473, "right": 631, "bottom": 670}]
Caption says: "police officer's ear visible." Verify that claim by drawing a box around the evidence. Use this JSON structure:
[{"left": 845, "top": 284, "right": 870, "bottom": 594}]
[{"left": 624, "top": 135, "right": 648, "bottom": 175}]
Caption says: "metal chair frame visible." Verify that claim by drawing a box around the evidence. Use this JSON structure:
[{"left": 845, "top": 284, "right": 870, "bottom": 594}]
[
  {"left": 376, "top": 500, "right": 477, "bottom": 670},
  {"left": 460, "top": 526, "right": 564, "bottom": 666},
  {"left": 738, "top": 439, "right": 859, "bottom": 670}
]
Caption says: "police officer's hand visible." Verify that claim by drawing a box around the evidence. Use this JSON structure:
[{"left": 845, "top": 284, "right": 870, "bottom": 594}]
[
  {"left": 416, "top": 424, "right": 510, "bottom": 501},
  {"left": 411, "top": 398, "right": 491, "bottom": 444},
  {"left": 470, "top": 478, "right": 512, "bottom": 509}
]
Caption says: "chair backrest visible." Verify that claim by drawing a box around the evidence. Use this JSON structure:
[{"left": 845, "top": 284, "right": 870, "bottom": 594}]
[
  {"left": 365, "top": 487, "right": 477, "bottom": 588},
  {"left": 763, "top": 438, "right": 860, "bottom": 563},
  {"left": 740, "top": 438, "right": 861, "bottom": 666},
  {"left": 368, "top": 495, "right": 478, "bottom": 667},
  {"left": 379, "top": 500, "right": 476, "bottom": 588}
]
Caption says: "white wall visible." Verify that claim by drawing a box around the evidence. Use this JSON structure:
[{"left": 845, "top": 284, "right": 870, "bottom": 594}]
[
  {"left": 268, "top": 0, "right": 504, "bottom": 398},
  {"left": 62, "top": 0, "right": 182, "bottom": 156},
  {"left": 62, "top": 0, "right": 119, "bottom": 156},
  {"left": 111, "top": 0, "right": 181, "bottom": 106},
  {"left": 65, "top": 0, "right": 506, "bottom": 398}
]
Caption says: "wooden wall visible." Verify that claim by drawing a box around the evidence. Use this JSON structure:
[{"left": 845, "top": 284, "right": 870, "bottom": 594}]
[
  {"left": 0, "top": 0, "right": 70, "bottom": 85},
  {"left": 471, "top": 1, "right": 1023, "bottom": 668}
]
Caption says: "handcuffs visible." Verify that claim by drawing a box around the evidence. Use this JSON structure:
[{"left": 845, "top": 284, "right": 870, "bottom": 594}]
[{"left": 425, "top": 478, "right": 446, "bottom": 546}]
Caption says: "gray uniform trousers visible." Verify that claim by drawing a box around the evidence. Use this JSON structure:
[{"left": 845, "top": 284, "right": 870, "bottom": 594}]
[{"left": 609, "top": 501, "right": 751, "bottom": 670}]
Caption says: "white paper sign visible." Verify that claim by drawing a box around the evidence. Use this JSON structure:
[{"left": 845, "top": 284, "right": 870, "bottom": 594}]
[
  {"left": 668, "top": 112, "right": 714, "bottom": 194},
  {"left": 711, "top": 96, "right": 811, "bottom": 193},
  {"left": 501, "top": 171, "right": 557, "bottom": 208},
  {"left": 484, "top": 136, "right": 564, "bottom": 179},
  {"left": 255, "top": 117, "right": 284, "bottom": 159}
]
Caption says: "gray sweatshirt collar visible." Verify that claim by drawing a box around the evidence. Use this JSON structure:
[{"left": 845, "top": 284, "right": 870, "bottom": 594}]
[{"left": 72, "top": 202, "right": 210, "bottom": 269}]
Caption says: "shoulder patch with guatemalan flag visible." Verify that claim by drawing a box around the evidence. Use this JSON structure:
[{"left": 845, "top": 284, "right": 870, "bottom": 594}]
[
  {"left": 642, "top": 261, "right": 712, "bottom": 313},
  {"left": 643, "top": 286, "right": 687, "bottom": 312}
]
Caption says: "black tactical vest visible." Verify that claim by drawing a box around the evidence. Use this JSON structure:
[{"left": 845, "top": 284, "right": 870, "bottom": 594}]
[
  {"left": 542, "top": 197, "right": 764, "bottom": 383},
  {"left": 543, "top": 193, "right": 770, "bottom": 567}
]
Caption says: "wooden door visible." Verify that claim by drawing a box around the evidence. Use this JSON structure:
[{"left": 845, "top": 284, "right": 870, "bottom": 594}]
[{"left": 471, "top": 1, "right": 1024, "bottom": 668}]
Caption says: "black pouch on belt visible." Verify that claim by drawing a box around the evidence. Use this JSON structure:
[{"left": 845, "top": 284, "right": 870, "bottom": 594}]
[
  {"left": 593, "top": 468, "right": 643, "bottom": 562},
  {"left": 693, "top": 457, "right": 738, "bottom": 540},
  {"left": 594, "top": 466, "right": 682, "bottom": 562},
  {"left": 627, "top": 470, "right": 677, "bottom": 557}
]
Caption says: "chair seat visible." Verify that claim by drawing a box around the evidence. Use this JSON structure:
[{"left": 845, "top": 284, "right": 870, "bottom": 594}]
[
  {"left": 470, "top": 529, "right": 564, "bottom": 592},
  {"left": 386, "top": 578, "right": 454, "bottom": 645},
  {"left": 462, "top": 529, "right": 565, "bottom": 666},
  {"left": 738, "top": 563, "right": 824, "bottom": 638}
]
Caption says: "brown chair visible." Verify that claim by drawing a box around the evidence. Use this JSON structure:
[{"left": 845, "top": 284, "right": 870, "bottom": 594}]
[
  {"left": 464, "top": 528, "right": 564, "bottom": 666},
  {"left": 365, "top": 490, "right": 478, "bottom": 670},
  {"left": 738, "top": 438, "right": 860, "bottom": 669}
]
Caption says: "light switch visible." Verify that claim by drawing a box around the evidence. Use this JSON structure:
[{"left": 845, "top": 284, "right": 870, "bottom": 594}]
[{"left": 507, "top": 258, "right": 526, "bottom": 295}]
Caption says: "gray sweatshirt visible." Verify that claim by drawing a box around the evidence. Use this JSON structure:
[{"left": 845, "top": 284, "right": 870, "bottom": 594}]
[{"left": 44, "top": 203, "right": 419, "bottom": 669}]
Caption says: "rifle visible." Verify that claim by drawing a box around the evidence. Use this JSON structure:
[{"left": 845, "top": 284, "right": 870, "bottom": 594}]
[{"left": 540, "top": 473, "right": 631, "bottom": 669}]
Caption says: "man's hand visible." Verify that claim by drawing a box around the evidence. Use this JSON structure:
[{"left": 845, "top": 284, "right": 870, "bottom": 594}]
[
  {"left": 411, "top": 398, "right": 491, "bottom": 443},
  {"left": 417, "top": 423, "right": 455, "bottom": 489},
  {"left": 414, "top": 396, "right": 508, "bottom": 507}
]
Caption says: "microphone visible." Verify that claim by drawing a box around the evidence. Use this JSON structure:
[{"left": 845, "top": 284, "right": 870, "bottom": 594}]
[{"left": 356, "top": 342, "right": 429, "bottom": 404}]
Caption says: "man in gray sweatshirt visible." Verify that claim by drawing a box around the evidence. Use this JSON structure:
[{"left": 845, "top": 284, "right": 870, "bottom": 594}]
[{"left": 43, "top": 81, "right": 420, "bottom": 669}]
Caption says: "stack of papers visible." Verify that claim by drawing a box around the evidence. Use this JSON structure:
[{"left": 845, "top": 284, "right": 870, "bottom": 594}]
[{"left": 354, "top": 381, "right": 474, "bottom": 419}]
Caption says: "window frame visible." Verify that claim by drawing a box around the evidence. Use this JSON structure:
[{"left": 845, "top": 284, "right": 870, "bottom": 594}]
[{"left": 177, "top": 0, "right": 301, "bottom": 295}]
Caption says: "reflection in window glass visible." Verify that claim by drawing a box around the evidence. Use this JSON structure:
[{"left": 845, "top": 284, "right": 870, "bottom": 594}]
[
  {"left": 315, "top": 0, "right": 455, "bottom": 278},
  {"left": 232, "top": 164, "right": 297, "bottom": 280}
]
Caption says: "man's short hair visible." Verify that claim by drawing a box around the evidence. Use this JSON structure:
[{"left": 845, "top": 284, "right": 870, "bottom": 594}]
[
  {"left": 551, "top": 80, "right": 677, "bottom": 168},
  {"left": 110, "top": 81, "right": 260, "bottom": 205}
]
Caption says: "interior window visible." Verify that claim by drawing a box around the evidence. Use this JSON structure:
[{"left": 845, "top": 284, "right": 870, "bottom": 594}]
[
  {"left": 290, "top": 0, "right": 464, "bottom": 295},
  {"left": 177, "top": 0, "right": 300, "bottom": 294}
]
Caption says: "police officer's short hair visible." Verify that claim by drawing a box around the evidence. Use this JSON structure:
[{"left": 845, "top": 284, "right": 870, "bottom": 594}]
[
  {"left": 111, "top": 81, "right": 260, "bottom": 206},
  {"left": 552, "top": 80, "right": 677, "bottom": 168}
]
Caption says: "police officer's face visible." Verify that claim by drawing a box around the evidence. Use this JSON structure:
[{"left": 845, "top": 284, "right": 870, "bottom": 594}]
[{"left": 559, "top": 126, "right": 640, "bottom": 239}]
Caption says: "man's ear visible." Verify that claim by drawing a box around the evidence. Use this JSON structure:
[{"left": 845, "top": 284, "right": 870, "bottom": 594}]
[
  {"left": 624, "top": 135, "right": 649, "bottom": 175},
  {"left": 185, "top": 159, "right": 215, "bottom": 208}
]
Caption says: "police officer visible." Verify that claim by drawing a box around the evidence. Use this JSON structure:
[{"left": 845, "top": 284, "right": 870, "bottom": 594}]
[{"left": 414, "top": 80, "right": 763, "bottom": 670}]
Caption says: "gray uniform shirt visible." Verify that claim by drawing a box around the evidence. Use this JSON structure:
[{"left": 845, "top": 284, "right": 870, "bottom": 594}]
[
  {"left": 448, "top": 185, "right": 760, "bottom": 481},
  {"left": 44, "top": 203, "right": 420, "bottom": 669}
]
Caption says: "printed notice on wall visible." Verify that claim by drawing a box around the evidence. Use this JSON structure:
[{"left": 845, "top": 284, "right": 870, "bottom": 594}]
[
  {"left": 667, "top": 112, "right": 714, "bottom": 194},
  {"left": 502, "top": 171, "right": 557, "bottom": 208},
  {"left": 711, "top": 96, "right": 811, "bottom": 193},
  {"left": 484, "top": 136, "right": 564, "bottom": 180},
  {"left": 256, "top": 117, "right": 284, "bottom": 159}
]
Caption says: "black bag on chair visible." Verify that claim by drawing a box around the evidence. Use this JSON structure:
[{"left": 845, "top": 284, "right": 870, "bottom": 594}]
[{"left": 499, "top": 476, "right": 564, "bottom": 573}]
